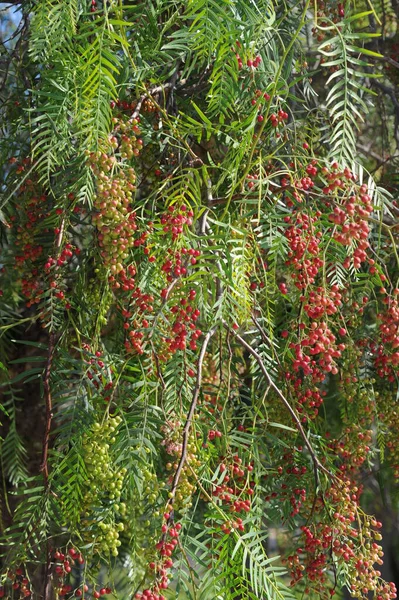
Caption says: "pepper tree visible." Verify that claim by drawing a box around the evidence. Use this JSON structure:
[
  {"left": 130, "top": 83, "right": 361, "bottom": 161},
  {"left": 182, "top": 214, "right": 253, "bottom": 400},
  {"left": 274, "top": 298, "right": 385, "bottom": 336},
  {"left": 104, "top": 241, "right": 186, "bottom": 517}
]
[{"left": 1, "top": 1, "right": 399, "bottom": 599}]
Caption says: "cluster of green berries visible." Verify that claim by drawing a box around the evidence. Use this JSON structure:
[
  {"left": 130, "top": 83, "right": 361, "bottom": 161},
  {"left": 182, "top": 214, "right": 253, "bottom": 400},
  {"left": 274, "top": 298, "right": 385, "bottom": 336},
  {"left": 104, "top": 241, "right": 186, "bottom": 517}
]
[{"left": 82, "top": 416, "right": 127, "bottom": 556}]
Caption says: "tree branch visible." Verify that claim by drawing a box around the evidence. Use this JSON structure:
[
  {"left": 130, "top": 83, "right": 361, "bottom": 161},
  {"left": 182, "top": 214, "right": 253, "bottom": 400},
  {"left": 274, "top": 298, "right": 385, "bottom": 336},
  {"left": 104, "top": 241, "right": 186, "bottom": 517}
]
[
  {"left": 130, "top": 71, "right": 180, "bottom": 121},
  {"left": 169, "top": 326, "right": 217, "bottom": 503}
]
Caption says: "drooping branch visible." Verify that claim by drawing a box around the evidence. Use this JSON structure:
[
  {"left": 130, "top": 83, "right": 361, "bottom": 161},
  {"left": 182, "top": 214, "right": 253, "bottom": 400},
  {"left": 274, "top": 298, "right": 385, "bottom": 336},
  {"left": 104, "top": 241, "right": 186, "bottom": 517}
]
[
  {"left": 40, "top": 218, "right": 65, "bottom": 484},
  {"left": 168, "top": 326, "right": 216, "bottom": 504},
  {"left": 40, "top": 332, "right": 57, "bottom": 486},
  {"left": 223, "top": 321, "right": 335, "bottom": 483}
]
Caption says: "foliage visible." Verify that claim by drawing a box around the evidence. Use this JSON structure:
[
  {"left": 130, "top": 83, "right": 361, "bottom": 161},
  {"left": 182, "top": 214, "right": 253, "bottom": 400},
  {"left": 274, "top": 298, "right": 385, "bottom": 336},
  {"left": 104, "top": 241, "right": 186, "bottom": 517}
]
[{"left": 0, "top": 0, "right": 399, "bottom": 599}]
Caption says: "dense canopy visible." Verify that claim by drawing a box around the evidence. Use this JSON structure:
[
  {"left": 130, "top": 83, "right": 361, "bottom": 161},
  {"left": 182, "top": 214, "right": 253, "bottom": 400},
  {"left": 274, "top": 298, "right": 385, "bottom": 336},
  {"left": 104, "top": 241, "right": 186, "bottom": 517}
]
[{"left": 1, "top": 1, "right": 399, "bottom": 599}]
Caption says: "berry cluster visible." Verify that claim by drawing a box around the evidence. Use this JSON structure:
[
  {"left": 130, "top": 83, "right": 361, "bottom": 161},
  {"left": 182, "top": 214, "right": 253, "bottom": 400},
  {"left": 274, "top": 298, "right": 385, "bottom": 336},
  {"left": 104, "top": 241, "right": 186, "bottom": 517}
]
[
  {"left": 160, "top": 204, "right": 194, "bottom": 241},
  {"left": 89, "top": 151, "right": 138, "bottom": 275},
  {"left": 0, "top": 567, "right": 31, "bottom": 598},
  {"left": 162, "top": 291, "right": 202, "bottom": 356},
  {"left": 123, "top": 286, "right": 154, "bottom": 355},
  {"left": 289, "top": 320, "right": 343, "bottom": 381},
  {"left": 81, "top": 416, "right": 126, "bottom": 556},
  {"left": 263, "top": 451, "right": 308, "bottom": 519},
  {"left": 161, "top": 247, "right": 200, "bottom": 281},
  {"left": 328, "top": 183, "right": 372, "bottom": 269},
  {"left": 110, "top": 115, "right": 143, "bottom": 159},
  {"left": 312, "top": 0, "right": 345, "bottom": 42},
  {"left": 375, "top": 292, "right": 399, "bottom": 379},
  {"left": 270, "top": 109, "right": 289, "bottom": 128},
  {"left": 233, "top": 41, "right": 262, "bottom": 71},
  {"left": 162, "top": 421, "right": 199, "bottom": 510},
  {"left": 10, "top": 175, "right": 48, "bottom": 306},
  {"left": 211, "top": 455, "right": 254, "bottom": 527},
  {"left": 290, "top": 377, "right": 326, "bottom": 421},
  {"left": 52, "top": 548, "right": 89, "bottom": 597},
  {"left": 285, "top": 476, "right": 394, "bottom": 600},
  {"left": 284, "top": 211, "right": 324, "bottom": 289},
  {"left": 134, "top": 513, "right": 182, "bottom": 600}
]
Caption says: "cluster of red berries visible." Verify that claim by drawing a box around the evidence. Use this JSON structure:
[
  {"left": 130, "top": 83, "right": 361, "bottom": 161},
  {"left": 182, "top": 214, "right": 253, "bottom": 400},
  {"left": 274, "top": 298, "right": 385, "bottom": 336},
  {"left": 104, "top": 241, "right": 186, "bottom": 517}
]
[
  {"left": 0, "top": 567, "right": 31, "bottom": 598},
  {"left": 221, "top": 517, "right": 245, "bottom": 534},
  {"left": 44, "top": 242, "right": 81, "bottom": 310},
  {"left": 321, "top": 162, "right": 354, "bottom": 194},
  {"left": 251, "top": 88, "right": 271, "bottom": 107},
  {"left": 120, "top": 277, "right": 155, "bottom": 356},
  {"left": 328, "top": 184, "right": 372, "bottom": 269},
  {"left": 246, "top": 172, "right": 259, "bottom": 189},
  {"left": 162, "top": 291, "right": 202, "bottom": 355},
  {"left": 270, "top": 109, "right": 289, "bottom": 127},
  {"left": 375, "top": 291, "right": 399, "bottom": 378},
  {"left": 211, "top": 455, "right": 254, "bottom": 528},
  {"left": 327, "top": 482, "right": 394, "bottom": 600},
  {"left": 110, "top": 98, "right": 136, "bottom": 112},
  {"left": 289, "top": 376, "right": 326, "bottom": 421},
  {"left": 263, "top": 451, "right": 308, "bottom": 519},
  {"left": 44, "top": 242, "right": 80, "bottom": 272},
  {"left": 197, "top": 392, "right": 224, "bottom": 442},
  {"left": 135, "top": 513, "right": 182, "bottom": 600},
  {"left": 160, "top": 204, "right": 194, "bottom": 241},
  {"left": 11, "top": 176, "right": 49, "bottom": 306},
  {"left": 161, "top": 247, "right": 200, "bottom": 281},
  {"left": 290, "top": 320, "right": 343, "bottom": 380},
  {"left": 312, "top": 0, "right": 345, "bottom": 42},
  {"left": 285, "top": 474, "right": 393, "bottom": 600},
  {"left": 233, "top": 41, "right": 262, "bottom": 70},
  {"left": 302, "top": 285, "right": 342, "bottom": 320},
  {"left": 81, "top": 343, "right": 114, "bottom": 399},
  {"left": 284, "top": 211, "right": 324, "bottom": 289},
  {"left": 285, "top": 521, "right": 330, "bottom": 588},
  {"left": 52, "top": 548, "right": 95, "bottom": 597},
  {"left": 118, "top": 262, "right": 201, "bottom": 359},
  {"left": 266, "top": 479, "right": 307, "bottom": 519},
  {"left": 7, "top": 165, "right": 78, "bottom": 309},
  {"left": 328, "top": 426, "right": 372, "bottom": 471}
]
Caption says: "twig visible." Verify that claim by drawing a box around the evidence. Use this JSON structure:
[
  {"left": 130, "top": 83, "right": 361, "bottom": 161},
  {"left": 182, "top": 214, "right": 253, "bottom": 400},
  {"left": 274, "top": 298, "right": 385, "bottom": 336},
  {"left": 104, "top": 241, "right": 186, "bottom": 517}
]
[
  {"left": 223, "top": 321, "right": 335, "bottom": 483},
  {"left": 131, "top": 83, "right": 174, "bottom": 121},
  {"left": 40, "top": 331, "right": 57, "bottom": 485},
  {"left": 169, "top": 327, "right": 216, "bottom": 503},
  {"left": 40, "top": 217, "right": 65, "bottom": 481},
  {"left": 198, "top": 173, "right": 223, "bottom": 302}
]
